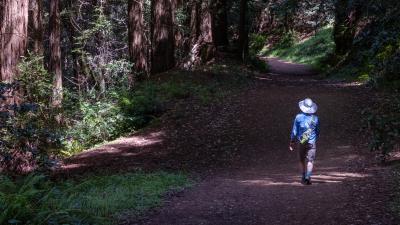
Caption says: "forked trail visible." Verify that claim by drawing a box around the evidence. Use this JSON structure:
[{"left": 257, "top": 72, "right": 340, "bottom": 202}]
[{"left": 62, "top": 58, "right": 397, "bottom": 225}]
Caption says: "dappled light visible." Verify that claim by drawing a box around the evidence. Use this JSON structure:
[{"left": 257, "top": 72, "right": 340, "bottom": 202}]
[
  {"left": 60, "top": 131, "right": 166, "bottom": 174},
  {"left": 239, "top": 171, "right": 371, "bottom": 187},
  {"left": 1, "top": 0, "right": 398, "bottom": 224}
]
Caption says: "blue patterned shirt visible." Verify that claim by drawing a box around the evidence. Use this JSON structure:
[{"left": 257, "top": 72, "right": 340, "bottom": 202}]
[{"left": 290, "top": 113, "right": 320, "bottom": 144}]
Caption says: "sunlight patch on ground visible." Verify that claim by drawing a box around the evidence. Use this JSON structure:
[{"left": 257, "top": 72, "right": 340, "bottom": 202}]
[
  {"left": 323, "top": 82, "right": 364, "bottom": 87},
  {"left": 67, "top": 132, "right": 165, "bottom": 161},
  {"left": 62, "top": 163, "right": 85, "bottom": 169},
  {"left": 325, "top": 172, "right": 369, "bottom": 178},
  {"left": 116, "top": 135, "right": 162, "bottom": 147},
  {"left": 113, "top": 131, "right": 164, "bottom": 147},
  {"left": 255, "top": 76, "right": 273, "bottom": 81},
  {"left": 238, "top": 171, "right": 370, "bottom": 187},
  {"left": 239, "top": 179, "right": 303, "bottom": 186}
]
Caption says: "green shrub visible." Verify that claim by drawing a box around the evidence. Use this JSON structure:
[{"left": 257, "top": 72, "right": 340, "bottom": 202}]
[
  {"left": 0, "top": 172, "right": 190, "bottom": 224},
  {"left": 1, "top": 54, "right": 62, "bottom": 174},
  {"left": 64, "top": 100, "right": 127, "bottom": 154},
  {"left": 249, "top": 33, "right": 268, "bottom": 56},
  {"left": 64, "top": 65, "right": 253, "bottom": 156},
  {"left": 275, "top": 31, "right": 297, "bottom": 49},
  {"left": 118, "top": 82, "right": 166, "bottom": 128},
  {"left": 58, "top": 172, "right": 190, "bottom": 219},
  {"left": 264, "top": 27, "right": 334, "bottom": 71},
  {"left": 0, "top": 174, "right": 94, "bottom": 225},
  {"left": 248, "top": 56, "right": 269, "bottom": 73},
  {"left": 64, "top": 81, "right": 192, "bottom": 154},
  {"left": 362, "top": 94, "right": 400, "bottom": 161}
]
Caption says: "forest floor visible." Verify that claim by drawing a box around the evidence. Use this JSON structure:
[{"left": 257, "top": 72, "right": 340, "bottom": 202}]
[{"left": 60, "top": 57, "right": 398, "bottom": 225}]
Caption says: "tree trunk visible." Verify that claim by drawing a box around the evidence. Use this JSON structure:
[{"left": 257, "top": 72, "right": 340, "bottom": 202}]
[
  {"left": 128, "top": 0, "right": 147, "bottom": 80},
  {"left": 49, "top": 0, "right": 62, "bottom": 107},
  {"left": 333, "top": 0, "right": 362, "bottom": 57},
  {"left": 182, "top": 0, "right": 216, "bottom": 69},
  {"left": 189, "top": 0, "right": 201, "bottom": 44},
  {"left": 212, "top": 0, "right": 229, "bottom": 47},
  {"left": 199, "top": 0, "right": 213, "bottom": 44},
  {"left": 238, "top": 0, "right": 249, "bottom": 62},
  {"left": 151, "top": 0, "right": 175, "bottom": 74},
  {"left": 65, "top": 0, "right": 79, "bottom": 84},
  {"left": 0, "top": 0, "right": 29, "bottom": 82},
  {"left": 28, "top": 0, "right": 43, "bottom": 55}
]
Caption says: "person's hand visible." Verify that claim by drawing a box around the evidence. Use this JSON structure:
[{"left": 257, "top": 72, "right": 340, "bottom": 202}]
[{"left": 289, "top": 140, "right": 295, "bottom": 151}]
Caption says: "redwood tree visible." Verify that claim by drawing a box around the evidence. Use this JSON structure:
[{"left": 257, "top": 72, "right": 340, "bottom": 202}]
[
  {"left": 0, "top": 0, "right": 29, "bottom": 82},
  {"left": 49, "top": 0, "right": 62, "bottom": 107},
  {"left": 212, "top": 0, "right": 229, "bottom": 47},
  {"left": 128, "top": 0, "right": 147, "bottom": 78},
  {"left": 183, "top": 0, "right": 215, "bottom": 69},
  {"left": 28, "top": 0, "right": 43, "bottom": 55},
  {"left": 333, "top": 0, "right": 362, "bottom": 57},
  {"left": 238, "top": 0, "right": 249, "bottom": 62},
  {"left": 151, "top": 0, "right": 175, "bottom": 74}
]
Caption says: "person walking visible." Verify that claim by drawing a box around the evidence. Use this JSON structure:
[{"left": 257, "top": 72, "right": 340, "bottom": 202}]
[{"left": 289, "top": 98, "right": 320, "bottom": 185}]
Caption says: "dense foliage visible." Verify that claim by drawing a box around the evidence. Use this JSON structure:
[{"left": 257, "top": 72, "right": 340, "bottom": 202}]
[
  {"left": 0, "top": 54, "right": 62, "bottom": 174},
  {"left": 262, "top": 27, "right": 334, "bottom": 70},
  {"left": 331, "top": 0, "right": 400, "bottom": 88},
  {"left": 0, "top": 172, "right": 190, "bottom": 224},
  {"left": 362, "top": 94, "right": 400, "bottom": 161}
]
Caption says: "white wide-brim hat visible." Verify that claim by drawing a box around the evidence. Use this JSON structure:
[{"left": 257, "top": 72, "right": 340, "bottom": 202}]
[{"left": 299, "top": 98, "right": 317, "bottom": 114}]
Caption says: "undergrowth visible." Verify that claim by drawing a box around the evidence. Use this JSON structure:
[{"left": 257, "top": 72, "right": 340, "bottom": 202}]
[
  {"left": 63, "top": 63, "right": 253, "bottom": 155},
  {"left": 261, "top": 27, "right": 334, "bottom": 71},
  {"left": 0, "top": 172, "right": 190, "bottom": 224},
  {"left": 362, "top": 93, "right": 400, "bottom": 161}
]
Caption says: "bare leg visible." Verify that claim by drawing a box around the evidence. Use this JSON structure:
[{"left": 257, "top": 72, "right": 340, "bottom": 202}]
[{"left": 306, "top": 161, "right": 313, "bottom": 179}]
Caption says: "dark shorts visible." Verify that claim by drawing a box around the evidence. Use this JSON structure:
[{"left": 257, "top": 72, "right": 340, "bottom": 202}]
[{"left": 298, "top": 142, "right": 316, "bottom": 163}]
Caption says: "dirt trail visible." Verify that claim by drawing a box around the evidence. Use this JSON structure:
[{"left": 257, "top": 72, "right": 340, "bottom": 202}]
[
  {"left": 265, "top": 57, "right": 317, "bottom": 76},
  {"left": 62, "top": 58, "right": 397, "bottom": 225}
]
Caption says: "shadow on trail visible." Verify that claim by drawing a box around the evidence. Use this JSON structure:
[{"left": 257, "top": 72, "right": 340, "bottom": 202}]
[
  {"left": 60, "top": 58, "right": 397, "bottom": 225},
  {"left": 125, "top": 162, "right": 390, "bottom": 225}
]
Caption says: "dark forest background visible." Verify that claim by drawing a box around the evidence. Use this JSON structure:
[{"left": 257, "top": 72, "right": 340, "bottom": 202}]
[{"left": 0, "top": 0, "right": 400, "bottom": 223}]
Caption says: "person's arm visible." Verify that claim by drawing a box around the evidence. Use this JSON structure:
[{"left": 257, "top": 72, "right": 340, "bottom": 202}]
[
  {"left": 289, "top": 116, "right": 298, "bottom": 150},
  {"left": 315, "top": 117, "right": 320, "bottom": 139}
]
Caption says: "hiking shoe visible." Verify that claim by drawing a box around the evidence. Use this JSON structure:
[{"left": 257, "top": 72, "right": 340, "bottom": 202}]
[{"left": 304, "top": 178, "right": 312, "bottom": 185}]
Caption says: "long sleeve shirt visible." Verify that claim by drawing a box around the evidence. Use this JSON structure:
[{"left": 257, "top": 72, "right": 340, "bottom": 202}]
[{"left": 290, "top": 113, "right": 320, "bottom": 144}]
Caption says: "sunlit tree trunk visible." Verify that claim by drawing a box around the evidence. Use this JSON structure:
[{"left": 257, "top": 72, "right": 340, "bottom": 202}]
[
  {"left": 151, "top": 0, "right": 175, "bottom": 74},
  {"left": 238, "top": 0, "right": 249, "bottom": 62},
  {"left": 49, "top": 0, "right": 62, "bottom": 107},
  {"left": 212, "top": 0, "right": 229, "bottom": 47},
  {"left": 128, "top": 0, "right": 147, "bottom": 80},
  {"left": 0, "top": 0, "right": 29, "bottom": 82},
  {"left": 28, "top": 0, "right": 43, "bottom": 55},
  {"left": 183, "top": 0, "right": 215, "bottom": 69}
]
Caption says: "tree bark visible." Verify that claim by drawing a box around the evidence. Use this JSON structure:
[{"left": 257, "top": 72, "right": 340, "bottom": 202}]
[
  {"left": 0, "top": 0, "right": 29, "bottom": 82},
  {"left": 199, "top": 0, "right": 213, "bottom": 44},
  {"left": 151, "top": 0, "right": 175, "bottom": 74},
  {"left": 212, "top": 0, "right": 229, "bottom": 47},
  {"left": 238, "top": 0, "right": 249, "bottom": 62},
  {"left": 49, "top": 0, "right": 62, "bottom": 107},
  {"left": 182, "top": 0, "right": 216, "bottom": 69},
  {"left": 64, "top": 0, "right": 79, "bottom": 83},
  {"left": 28, "top": 0, "right": 43, "bottom": 55},
  {"left": 333, "top": 0, "right": 362, "bottom": 57},
  {"left": 189, "top": 0, "right": 201, "bottom": 44},
  {"left": 128, "top": 0, "right": 147, "bottom": 79}
]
